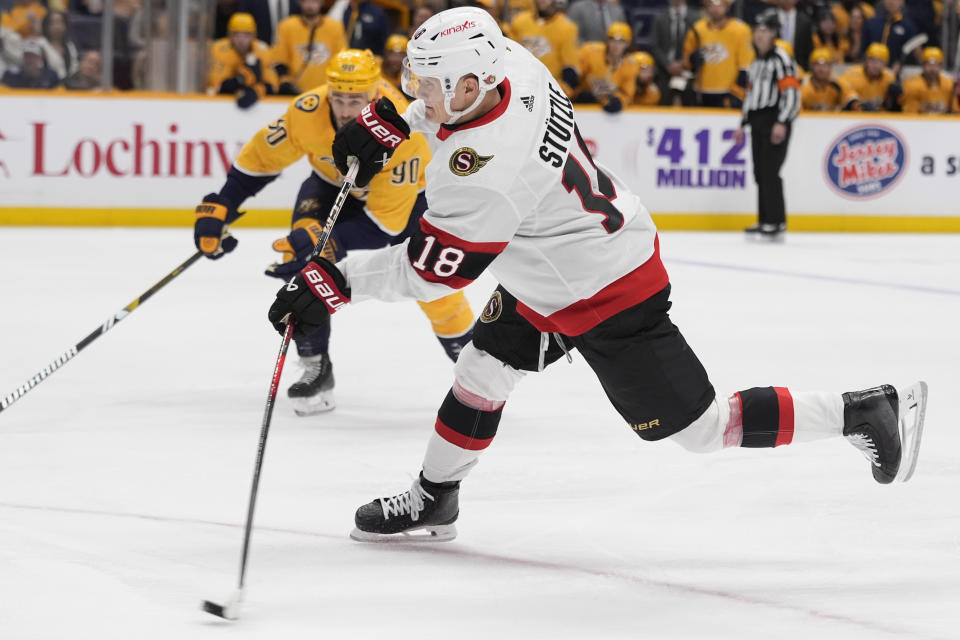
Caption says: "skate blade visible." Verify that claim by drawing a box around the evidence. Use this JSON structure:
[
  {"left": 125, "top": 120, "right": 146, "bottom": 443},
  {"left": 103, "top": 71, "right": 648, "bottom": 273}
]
[
  {"left": 895, "top": 381, "right": 928, "bottom": 482},
  {"left": 291, "top": 392, "right": 335, "bottom": 416},
  {"left": 349, "top": 524, "right": 457, "bottom": 543},
  {"left": 745, "top": 232, "right": 785, "bottom": 243}
]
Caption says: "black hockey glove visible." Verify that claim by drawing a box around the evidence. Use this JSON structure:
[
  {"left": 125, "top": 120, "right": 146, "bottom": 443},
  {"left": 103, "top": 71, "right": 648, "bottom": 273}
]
[
  {"left": 194, "top": 193, "right": 240, "bottom": 259},
  {"left": 332, "top": 97, "right": 410, "bottom": 188},
  {"left": 278, "top": 81, "right": 299, "bottom": 95},
  {"left": 268, "top": 258, "right": 351, "bottom": 337},
  {"left": 237, "top": 86, "right": 259, "bottom": 109},
  {"left": 561, "top": 66, "right": 580, "bottom": 89},
  {"left": 602, "top": 96, "right": 623, "bottom": 113}
]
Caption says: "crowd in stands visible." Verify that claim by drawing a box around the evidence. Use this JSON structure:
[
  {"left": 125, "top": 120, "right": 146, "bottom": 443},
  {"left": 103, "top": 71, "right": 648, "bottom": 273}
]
[{"left": 2, "top": 0, "right": 958, "bottom": 113}]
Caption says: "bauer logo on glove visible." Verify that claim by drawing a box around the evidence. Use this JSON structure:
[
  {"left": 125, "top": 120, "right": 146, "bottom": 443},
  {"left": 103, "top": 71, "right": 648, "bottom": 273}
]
[{"left": 267, "top": 257, "right": 351, "bottom": 337}]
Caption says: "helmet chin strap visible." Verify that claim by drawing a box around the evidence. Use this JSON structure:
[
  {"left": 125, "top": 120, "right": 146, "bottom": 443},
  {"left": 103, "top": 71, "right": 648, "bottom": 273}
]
[{"left": 442, "top": 87, "right": 489, "bottom": 125}]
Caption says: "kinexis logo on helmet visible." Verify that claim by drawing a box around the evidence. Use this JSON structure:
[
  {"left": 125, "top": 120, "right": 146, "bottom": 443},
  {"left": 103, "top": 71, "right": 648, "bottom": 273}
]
[
  {"left": 438, "top": 20, "right": 477, "bottom": 38},
  {"left": 449, "top": 147, "right": 493, "bottom": 176},
  {"left": 824, "top": 125, "right": 907, "bottom": 199}
]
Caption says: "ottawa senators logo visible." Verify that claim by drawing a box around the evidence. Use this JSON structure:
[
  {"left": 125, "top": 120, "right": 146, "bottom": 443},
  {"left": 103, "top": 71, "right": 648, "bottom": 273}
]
[
  {"left": 449, "top": 147, "right": 494, "bottom": 177},
  {"left": 480, "top": 291, "right": 502, "bottom": 323},
  {"left": 295, "top": 94, "right": 320, "bottom": 112}
]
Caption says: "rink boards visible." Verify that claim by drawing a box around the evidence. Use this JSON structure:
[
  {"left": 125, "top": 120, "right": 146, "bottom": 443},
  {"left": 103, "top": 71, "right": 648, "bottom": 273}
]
[{"left": 0, "top": 90, "right": 958, "bottom": 231}]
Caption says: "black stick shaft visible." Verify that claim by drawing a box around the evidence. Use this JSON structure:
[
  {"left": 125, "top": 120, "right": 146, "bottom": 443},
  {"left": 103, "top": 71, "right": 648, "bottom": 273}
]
[
  {"left": 231, "top": 160, "right": 358, "bottom": 592},
  {"left": 1, "top": 251, "right": 204, "bottom": 414}
]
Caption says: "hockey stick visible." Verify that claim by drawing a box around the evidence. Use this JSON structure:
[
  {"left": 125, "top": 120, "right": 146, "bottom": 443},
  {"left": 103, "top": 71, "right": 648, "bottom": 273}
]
[
  {"left": 0, "top": 250, "right": 204, "bottom": 415},
  {"left": 202, "top": 158, "right": 359, "bottom": 621}
]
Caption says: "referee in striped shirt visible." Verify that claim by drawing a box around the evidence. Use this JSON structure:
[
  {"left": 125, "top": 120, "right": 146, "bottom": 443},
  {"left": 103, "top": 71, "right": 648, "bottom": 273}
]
[{"left": 735, "top": 9, "right": 800, "bottom": 240}]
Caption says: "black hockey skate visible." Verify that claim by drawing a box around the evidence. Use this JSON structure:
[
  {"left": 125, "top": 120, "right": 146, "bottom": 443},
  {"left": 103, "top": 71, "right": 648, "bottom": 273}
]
[
  {"left": 287, "top": 353, "right": 335, "bottom": 415},
  {"left": 745, "top": 223, "right": 785, "bottom": 242},
  {"left": 842, "top": 382, "right": 928, "bottom": 483},
  {"left": 351, "top": 473, "right": 459, "bottom": 542},
  {"left": 437, "top": 333, "right": 471, "bottom": 362}
]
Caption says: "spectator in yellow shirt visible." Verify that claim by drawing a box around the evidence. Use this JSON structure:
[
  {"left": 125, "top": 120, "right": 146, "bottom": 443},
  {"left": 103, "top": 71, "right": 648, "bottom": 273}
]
[
  {"left": 901, "top": 47, "right": 958, "bottom": 114},
  {"left": 273, "top": 0, "right": 346, "bottom": 95},
  {"left": 511, "top": 0, "right": 580, "bottom": 95},
  {"left": 683, "top": 0, "right": 753, "bottom": 107},
  {"left": 207, "top": 13, "right": 278, "bottom": 109},
  {"left": 801, "top": 47, "right": 859, "bottom": 110},
  {"left": 573, "top": 22, "right": 638, "bottom": 112},
  {"left": 632, "top": 51, "right": 662, "bottom": 106},
  {"left": 840, "top": 42, "right": 899, "bottom": 111}
]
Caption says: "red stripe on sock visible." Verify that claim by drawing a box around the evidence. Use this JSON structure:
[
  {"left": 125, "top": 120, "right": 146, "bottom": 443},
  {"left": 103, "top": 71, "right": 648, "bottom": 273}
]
[
  {"left": 435, "top": 418, "right": 495, "bottom": 451},
  {"left": 773, "top": 387, "right": 795, "bottom": 446}
]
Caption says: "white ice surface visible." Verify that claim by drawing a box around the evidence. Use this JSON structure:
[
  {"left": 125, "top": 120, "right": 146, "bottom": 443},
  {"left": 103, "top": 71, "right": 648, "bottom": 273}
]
[{"left": 0, "top": 229, "right": 958, "bottom": 640}]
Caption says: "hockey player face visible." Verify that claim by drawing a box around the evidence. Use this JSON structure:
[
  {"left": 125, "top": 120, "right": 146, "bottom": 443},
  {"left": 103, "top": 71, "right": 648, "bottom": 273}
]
[
  {"left": 864, "top": 57, "right": 885, "bottom": 78},
  {"left": 329, "top": 90, "right": 375, "bottom": 128},
  {"left": 229, "top": 31, "right": 255, "bottom": 54},
  {"left": 607, "top": 37, "right": 628, "bottom": 58},
  {"left": 301, "top": 0, "right": 322, "bottom": 19},
  {"left": 811, "top": 60, "right": 832, "bottom": 82},
  {"left": 383, "top": 50, "right": 404, "bottom": 76},
  {"left": 923, "top": 59, "right": 943, "bottom": 81}
]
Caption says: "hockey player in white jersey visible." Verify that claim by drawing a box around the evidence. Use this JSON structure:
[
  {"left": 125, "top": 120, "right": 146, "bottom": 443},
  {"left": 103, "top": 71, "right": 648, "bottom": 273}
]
[{"left": 268, "top": 7, "right": 928, "bottom": 542}]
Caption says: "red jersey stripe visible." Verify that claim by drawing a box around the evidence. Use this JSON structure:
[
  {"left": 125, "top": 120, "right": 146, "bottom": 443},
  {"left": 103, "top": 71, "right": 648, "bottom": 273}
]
[
  {"left": 419, "top": 218, "right": 509, "bottom": 254},
  {"left": 435, "top": 418, "right": 495, "bottom": 451},
  {"left": 515, "top": 235, "right": 670, "bottom": 336}
]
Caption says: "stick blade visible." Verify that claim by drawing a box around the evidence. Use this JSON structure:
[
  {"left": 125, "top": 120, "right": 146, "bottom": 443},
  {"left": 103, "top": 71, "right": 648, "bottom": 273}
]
[{"left": 201, "top": 590, "right": 242, "bottom": 620}]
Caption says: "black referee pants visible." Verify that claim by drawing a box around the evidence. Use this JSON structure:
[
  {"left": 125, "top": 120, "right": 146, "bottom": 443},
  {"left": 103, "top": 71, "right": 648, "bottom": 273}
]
[{"left": 748, "top": 108, "right": 791, "bottom": 226}]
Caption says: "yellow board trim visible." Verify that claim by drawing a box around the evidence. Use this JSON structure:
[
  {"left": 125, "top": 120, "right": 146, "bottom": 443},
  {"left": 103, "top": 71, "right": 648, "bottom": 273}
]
[{"left": 1, "top": 208, "right": 959, "bottom": 232}]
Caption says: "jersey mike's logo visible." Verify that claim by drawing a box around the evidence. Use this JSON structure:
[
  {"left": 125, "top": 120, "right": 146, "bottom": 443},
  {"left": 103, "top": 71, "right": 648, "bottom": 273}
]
[
  {"left": 449, "top": 147, "right": 493, "bottom": 176},
  {"left": 824, "top": 125, "right": 907, "bottom": 199}
]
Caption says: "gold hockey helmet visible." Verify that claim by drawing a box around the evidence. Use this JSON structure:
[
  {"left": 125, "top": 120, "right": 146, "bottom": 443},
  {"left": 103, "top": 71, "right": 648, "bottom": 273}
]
[
  {"left": 385, "top": 34, "right": 409, "bottom": 54},
  {"left": 227, "top": 12, "right": 256, "bottom": 34},
  {"left": 327, "top": 49, "right": 382, "bottom": 94},
  {"left": 606, "top": 22, "right": 632, "bottom": 42}
]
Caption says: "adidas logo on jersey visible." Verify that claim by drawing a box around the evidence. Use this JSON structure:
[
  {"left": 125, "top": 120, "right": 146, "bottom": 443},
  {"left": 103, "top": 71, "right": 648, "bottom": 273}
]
[{"left": 521, "top": 96, "right": 535, "bottom": 112}]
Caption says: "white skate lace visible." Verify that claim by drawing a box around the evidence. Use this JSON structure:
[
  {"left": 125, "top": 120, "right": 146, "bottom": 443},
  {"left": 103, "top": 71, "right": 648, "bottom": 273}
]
[
  {"left": 379, "top": 479, "right": 435, "bottom": 522},
  {"left": 296, "top": 357, "right": 326, "bottom": 384},
  {"left": 846, "top": 433, "right": 880, "bottom": 467}
]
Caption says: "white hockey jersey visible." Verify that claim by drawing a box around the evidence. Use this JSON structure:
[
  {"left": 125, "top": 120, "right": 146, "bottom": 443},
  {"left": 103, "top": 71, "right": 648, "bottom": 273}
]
[{"left": 339, "top": 42, "right": 668, "bottom": 336}]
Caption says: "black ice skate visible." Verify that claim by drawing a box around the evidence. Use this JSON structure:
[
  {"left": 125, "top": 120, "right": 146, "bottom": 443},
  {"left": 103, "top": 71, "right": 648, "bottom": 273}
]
[
  {"left": 842, "top": 382, "right": 928, "bottom": 483},
  {"left": 351, "top": 473, "right": 459, "bottom": 542},
  {"left": 287, "top": 353, "right": 334, "bottom": 415},
  {"left": 437, "top": 333, "right": 471, "bottom": 362},
  {"left": 745, "top": 223, "right": 785, "bottom": 242}
]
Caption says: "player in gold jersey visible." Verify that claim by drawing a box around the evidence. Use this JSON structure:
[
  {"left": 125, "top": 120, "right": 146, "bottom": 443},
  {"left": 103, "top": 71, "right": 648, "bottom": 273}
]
[
  {"left": 840, "top": 42, "right": 898, "bottom": 111},
  {"left": 632, "top": 51, "right": 662, "bottom": 106},
  {"left": 573, "top": 22, "right": 639, "bottom": 112},
  {"left": 510, "top": 0, "right": 579, "bottom": 96},
  {"left": 801, "top": 47, "right": 858, "bottom": 110},
  {"left": 272, "top": 0, "right": 346, "bottom": 95},
  {"left": 683, "top": 0, "right": 754, "bottom": 107},
  {"left": 380, "top": 34, "right": 407, "bottom": 93},
  {"left": 901, "top": 47, "right": 958, "bottom": 114},
  {"left": 207, "top": 13, "right": 278, "bottom": 109},
  {"left": 193, "top": 50, "right": 475, "bottom": 415}
]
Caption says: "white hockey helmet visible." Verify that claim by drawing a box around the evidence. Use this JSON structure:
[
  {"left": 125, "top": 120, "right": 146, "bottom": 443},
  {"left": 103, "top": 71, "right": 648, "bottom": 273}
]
[{"left": 403, "top": 7, "right": 506, "bottom": 124}]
